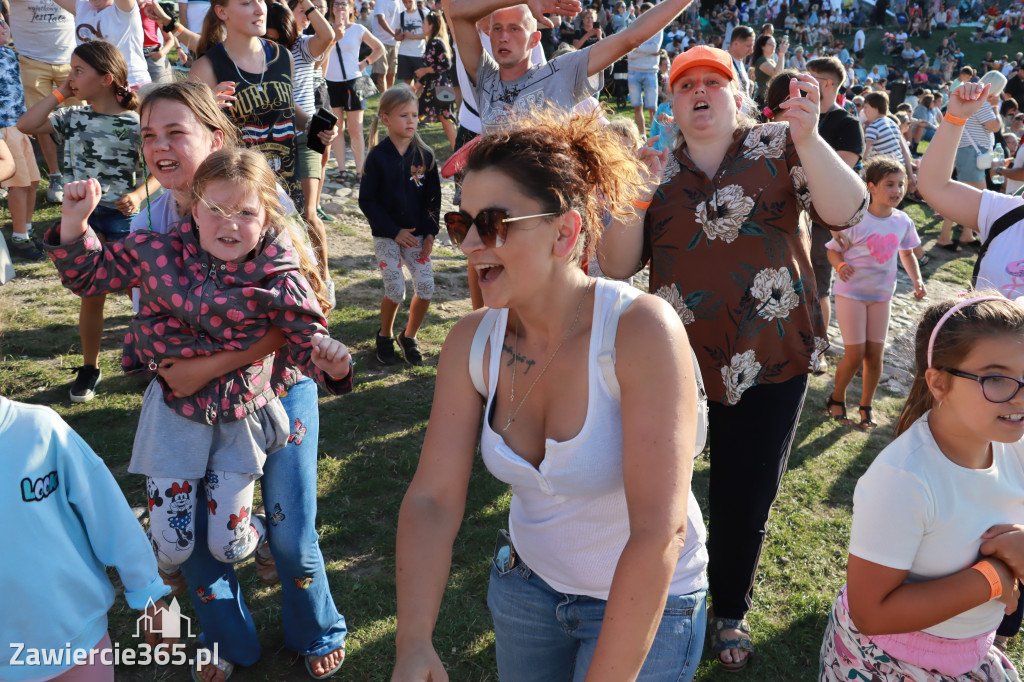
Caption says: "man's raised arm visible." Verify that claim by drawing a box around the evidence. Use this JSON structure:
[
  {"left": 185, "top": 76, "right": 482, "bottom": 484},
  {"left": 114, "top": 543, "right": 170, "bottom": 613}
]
[{"left": 587, "top": 0, "right": 693, "bottom": 76}]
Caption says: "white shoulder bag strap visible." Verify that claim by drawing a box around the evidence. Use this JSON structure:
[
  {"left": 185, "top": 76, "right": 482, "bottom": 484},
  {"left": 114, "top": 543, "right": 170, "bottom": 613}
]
[
  {"left": 469, "top": 308, "right": 501, "bottom": 397},
  {"left": 598, "top": 286, "right": 708, "bottom": 457}
]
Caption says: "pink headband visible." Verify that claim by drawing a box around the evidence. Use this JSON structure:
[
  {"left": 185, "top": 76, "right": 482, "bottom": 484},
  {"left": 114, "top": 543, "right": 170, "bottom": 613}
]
[{"left": 926, "top": 295, "right": 1005, "bottom": 368}]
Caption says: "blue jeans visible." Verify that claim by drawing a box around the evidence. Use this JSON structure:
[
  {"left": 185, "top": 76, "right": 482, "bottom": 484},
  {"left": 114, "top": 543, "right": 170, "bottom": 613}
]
[
  {"left": 627, "top": 70, "right": 658, "bottom": 111},
  {"left": 180, "top": 377, "right": 346, "bottom": 664},
  {"left": 487, "top": 552, "right": 706, "bottom": 681}
]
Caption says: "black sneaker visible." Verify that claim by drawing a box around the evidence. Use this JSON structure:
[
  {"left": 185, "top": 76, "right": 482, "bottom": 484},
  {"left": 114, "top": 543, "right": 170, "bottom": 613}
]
[
  {"left": 376, "top": 334, "right": 399, "bottom": 365},
  {"left": 398, "top": 332, "right": 423, "bottom": 366},
  {"left": 69, "top": 365, "right": 102, "bottom": 403},
  {"left": 9, "top": 238, "right": 45, "bottom": 261}
]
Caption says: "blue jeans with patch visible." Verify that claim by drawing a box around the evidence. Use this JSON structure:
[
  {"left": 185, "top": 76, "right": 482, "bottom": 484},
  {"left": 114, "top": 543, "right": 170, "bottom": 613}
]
[
  {"left": 486, "top": 550, "right": 706, "bottom": 681},
  {"left": 180, "top": 377, "right": 347, "bottom": 664}
]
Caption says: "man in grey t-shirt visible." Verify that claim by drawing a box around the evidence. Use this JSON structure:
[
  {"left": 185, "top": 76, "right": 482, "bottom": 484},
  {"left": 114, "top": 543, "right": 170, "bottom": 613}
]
[{"left": 449, "top": 0, "right": 697, "bottom": 134}]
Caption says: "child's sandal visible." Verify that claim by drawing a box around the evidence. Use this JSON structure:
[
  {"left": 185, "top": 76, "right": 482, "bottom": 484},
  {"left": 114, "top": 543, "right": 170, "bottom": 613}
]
[
  {"left": 826, "top": 395, "right": 852, "bottom": 426},
  {"left": 858, "top": 405, "right": 878, "bottom": 430},
  {"left": 158, "top": 568, "right": 187, "bottom": 597}
]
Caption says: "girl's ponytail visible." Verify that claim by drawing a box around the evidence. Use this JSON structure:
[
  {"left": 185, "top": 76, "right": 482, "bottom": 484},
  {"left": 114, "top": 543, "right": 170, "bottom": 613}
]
[{"left": 116, "top": 82, "right": 140, "bottom": 111}]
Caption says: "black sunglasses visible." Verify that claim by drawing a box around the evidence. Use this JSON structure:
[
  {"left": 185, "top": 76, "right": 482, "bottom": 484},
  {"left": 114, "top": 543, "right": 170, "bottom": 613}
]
[
  {"left": 444, "top": 209, "right": 558, "bottom": 248},
  {"left": 944, "top": 368, "right": 1024, "bottom": 404}
]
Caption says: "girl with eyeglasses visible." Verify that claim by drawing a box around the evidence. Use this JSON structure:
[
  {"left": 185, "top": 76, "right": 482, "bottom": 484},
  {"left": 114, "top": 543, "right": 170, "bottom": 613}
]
[
  {"left": 43, "top": 147, "right": 354, "bottom": 680},
  {"left": 820, "top": 294, "right": 1024, "bottom": 681},
  {"left": 393, "top": 110, "right": 710, "bottom": 681}
]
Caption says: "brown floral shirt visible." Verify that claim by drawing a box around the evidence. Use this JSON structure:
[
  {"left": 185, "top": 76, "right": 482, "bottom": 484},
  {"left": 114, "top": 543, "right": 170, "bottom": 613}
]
[{"left": 642, "top": 122, "right": 867, "bottom": 405}]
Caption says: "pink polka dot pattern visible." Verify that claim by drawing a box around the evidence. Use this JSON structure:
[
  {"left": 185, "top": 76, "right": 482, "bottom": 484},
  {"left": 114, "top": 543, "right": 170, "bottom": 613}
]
[{"left": 45, "top": 219, "right": 352, "bottom": 426}]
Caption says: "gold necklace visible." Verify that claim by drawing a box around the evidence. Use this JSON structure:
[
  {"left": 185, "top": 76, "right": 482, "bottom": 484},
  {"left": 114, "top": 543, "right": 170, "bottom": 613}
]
[{"left": 503, "top": 280, "right": 593, "bottom": 432}]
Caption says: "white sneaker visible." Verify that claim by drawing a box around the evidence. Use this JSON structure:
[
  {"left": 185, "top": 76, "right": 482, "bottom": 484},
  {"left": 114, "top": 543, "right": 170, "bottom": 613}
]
[{"left": 47, "top": 174, "right": 65, "bottom": 203}]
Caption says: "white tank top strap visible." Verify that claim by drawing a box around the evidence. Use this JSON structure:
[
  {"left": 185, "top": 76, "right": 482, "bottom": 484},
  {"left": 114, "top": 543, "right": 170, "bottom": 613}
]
[{"left": 469, "top": 308, "right": 502, "bottom": 397}]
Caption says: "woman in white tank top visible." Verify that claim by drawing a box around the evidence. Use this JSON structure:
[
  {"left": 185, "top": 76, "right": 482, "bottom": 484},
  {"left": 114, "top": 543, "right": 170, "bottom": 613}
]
[{"left": 392, "top": 109, "right": 710, "bottom": 682}]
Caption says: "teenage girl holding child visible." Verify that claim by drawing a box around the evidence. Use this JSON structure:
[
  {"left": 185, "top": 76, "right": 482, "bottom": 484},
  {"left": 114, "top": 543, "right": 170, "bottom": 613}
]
[
  {"left": 821, "top": 294, "right": 1024, "bottom": 681},
  {"left": 45, "top": 142, "right": 353, "bottom": 679},
  {"left": 18, "top": 41, "right": 160, "bottom": 404},
  {"left": 359, "top": 85, "right": 439, "bottom": 366},
  {"left": 825, "top": 155, "right": 927, "bottom": 430}
]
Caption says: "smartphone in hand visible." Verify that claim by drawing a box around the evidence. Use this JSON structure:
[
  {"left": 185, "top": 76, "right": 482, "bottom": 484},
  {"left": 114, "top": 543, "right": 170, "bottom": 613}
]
[{"left": 307, "top": 109, "right": 339, "bottom": 154}]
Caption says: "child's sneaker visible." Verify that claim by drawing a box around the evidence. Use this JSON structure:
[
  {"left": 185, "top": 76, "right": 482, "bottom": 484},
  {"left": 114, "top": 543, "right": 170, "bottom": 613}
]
[
  {"left": 9, "top": 237, "right": 44, "bottom": 261},
  {"left": 46, "top": 173, "right": 65, "bottom": 203},
  {"left": 69, "top": 365, "right": 102, "bottom": 403},
  {"left": 376, "top": 333, "right": 399, "bottom": 365},
  {"left": 398, "top": 332, "right": 423, "bottom": 366}
]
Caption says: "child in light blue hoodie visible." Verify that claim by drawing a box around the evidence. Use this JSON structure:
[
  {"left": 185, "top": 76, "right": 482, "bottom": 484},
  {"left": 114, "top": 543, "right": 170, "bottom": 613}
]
[{"left": 0, "top": 397, "right": 173, "bottom": 681}]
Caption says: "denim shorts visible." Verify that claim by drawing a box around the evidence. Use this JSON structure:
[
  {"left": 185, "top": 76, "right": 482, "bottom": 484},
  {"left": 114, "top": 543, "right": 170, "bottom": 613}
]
[
  {"left": 953, "top": 144, "right": 987, "bottom": 183},
  {"left": 88, "top": 204, "right": 133, "bottom": 240},
  {"left": 486, "top": 531, "right": 707, "bottom": 681},
  {"left": 628, "top": 71, "right": 659, "bottom": 111}
]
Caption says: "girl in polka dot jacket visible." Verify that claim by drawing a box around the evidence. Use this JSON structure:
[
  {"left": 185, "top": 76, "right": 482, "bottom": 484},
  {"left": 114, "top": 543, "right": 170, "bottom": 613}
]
[{"left": 45, "top": 148, "right": 353, "bottom": 592}]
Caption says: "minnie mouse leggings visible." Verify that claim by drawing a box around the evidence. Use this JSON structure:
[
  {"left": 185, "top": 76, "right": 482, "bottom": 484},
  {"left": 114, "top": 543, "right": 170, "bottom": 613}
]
[{"left": 147, "top": 470, "right": 266, "bottom": 573}]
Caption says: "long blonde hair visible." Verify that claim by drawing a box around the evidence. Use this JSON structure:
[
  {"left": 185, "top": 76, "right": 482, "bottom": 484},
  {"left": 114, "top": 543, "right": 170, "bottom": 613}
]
[
  {"left": 366, "top": 85, "right": 435, "bottom": 170},
  {"left": 190, "top": 148, "right": 331, "bottom": 312}
]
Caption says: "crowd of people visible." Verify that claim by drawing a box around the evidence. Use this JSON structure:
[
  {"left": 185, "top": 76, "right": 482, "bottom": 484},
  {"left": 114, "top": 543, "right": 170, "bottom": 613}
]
[{"left": 3, "top": 0, "right": 1024, "bottom": 679}]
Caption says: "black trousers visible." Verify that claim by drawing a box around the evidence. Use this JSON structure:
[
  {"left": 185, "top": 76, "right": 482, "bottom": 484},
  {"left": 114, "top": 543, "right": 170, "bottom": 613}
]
[{"left": 707, "top": 373, "right": 809, "bottom": 619}]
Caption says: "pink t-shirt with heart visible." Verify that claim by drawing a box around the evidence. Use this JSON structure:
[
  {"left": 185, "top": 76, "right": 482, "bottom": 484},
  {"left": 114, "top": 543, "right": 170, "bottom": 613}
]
[{"left": 826, "top": 208, "right": 921, "bottom": 302}]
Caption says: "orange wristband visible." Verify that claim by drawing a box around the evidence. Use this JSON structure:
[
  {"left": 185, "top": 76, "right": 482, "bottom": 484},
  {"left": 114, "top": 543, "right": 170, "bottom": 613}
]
[
  {"left": 52, "top": 89, "right": 65, "bottom": 103},
  {"left": 944, "top": 112, "right": 967, "bottom": 126},
  {"left": 632, "top": 198, "right": 652, "bottom": 210},
  {"left": 971, "top": 560, "right": 1003, "bottom": 600},
  {"left": 837, "top": 262, "right": 849, "bottom": 272}
]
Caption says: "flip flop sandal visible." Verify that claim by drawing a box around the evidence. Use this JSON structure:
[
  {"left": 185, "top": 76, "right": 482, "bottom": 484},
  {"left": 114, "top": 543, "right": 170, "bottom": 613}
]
[
  {"left": 858, "top": 405, "right": 878, "bottom": 430},
  {"left": 191, "top": 653, "right": 233, "bottom": 682},
  {"left": 826, "top": 396, "right": 852, "bottom": 426},
  {"left": 708, "top": 617, "right": 754, "bottom": 673},
  {"left": 935, "top": 242, "right": 962, "bottom": 252},
  {"left": 305, "top": 648, "right": 345, "bottom": 679}
]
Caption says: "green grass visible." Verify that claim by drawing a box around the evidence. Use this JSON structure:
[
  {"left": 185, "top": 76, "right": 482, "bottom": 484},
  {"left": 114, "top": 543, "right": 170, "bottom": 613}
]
[{"left": 1, "top": 41, "right": 1020, "bottom": 679}]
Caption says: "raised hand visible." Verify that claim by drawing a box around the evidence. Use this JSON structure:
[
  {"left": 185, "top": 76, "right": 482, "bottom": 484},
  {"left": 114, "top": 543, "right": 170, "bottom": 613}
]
[
  {"left": 637, "top": 135, "right": 669, "bottom": 191},
  {"left": 947, "top": 82, "right": 990, "bottom": 120},
  {"left": 778, "top": 74, "right": 822, "bottom": 146},
  {"left": 527, "top": 0, "right": 582, "bottom": 28},
  {"left": 61, "top": 179, "right": 102, "bottom": 243}
]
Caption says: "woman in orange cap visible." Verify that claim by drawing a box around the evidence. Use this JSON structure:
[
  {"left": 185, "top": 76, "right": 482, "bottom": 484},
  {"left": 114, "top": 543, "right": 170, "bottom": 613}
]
[{"left": 599, "top": 44, "right": 867, "bottom": 673}]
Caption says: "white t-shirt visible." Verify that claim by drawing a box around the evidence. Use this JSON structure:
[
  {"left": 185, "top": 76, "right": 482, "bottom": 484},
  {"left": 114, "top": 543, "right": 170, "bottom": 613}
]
[
  {"left": 371, "top": 0, "right": 401, "bottom": 47},
  {"left": 475, "top": 46, "right": 600, "bottom": 134},
  {"left": 326, "top": 23, "right": 368, "bottom": 82},
  {"left": 454, "top": 31, "right": 546, "bottom": 134},
  {"left": 8, "top": 0, "right": 75, "bottom": 65},
  {"left": 850, "top": 413, "right": 1024, "bottom": 639},
  {"left": 975, "top": 189, "right": 1024, "bottom": 297},
  {"left": 74, "top": 0, "right": 150, "bottom": 88},
  {"left": 826, "top": 208, "right": 921, "bottom": 301},
  {"left": 853, "top": 28, "right": 865, "bottom": 51},
  {"left": 396, "top": 6, "right": 425, "bottom": 58}
]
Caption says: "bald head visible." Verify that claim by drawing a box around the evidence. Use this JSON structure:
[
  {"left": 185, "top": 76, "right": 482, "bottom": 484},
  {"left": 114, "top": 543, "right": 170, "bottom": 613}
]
[{"left": 491, "top": 4, "right": 537, "bottom": 32}]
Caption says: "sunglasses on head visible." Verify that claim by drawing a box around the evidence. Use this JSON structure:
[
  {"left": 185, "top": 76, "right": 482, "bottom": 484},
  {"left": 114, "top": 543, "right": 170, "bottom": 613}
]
[{"left": 443, "top": 209, "right": 558, "bottom": 248}]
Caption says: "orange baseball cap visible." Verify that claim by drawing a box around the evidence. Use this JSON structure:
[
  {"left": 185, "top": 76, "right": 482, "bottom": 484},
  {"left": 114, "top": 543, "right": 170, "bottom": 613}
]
[{"left": 669, "top": 45, "right": 736, "bottom": 91}]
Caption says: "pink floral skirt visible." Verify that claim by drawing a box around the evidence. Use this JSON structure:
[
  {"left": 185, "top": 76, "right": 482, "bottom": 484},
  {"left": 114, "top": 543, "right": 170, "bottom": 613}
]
[{"left": 820, "top": 587, "right": 1020, "bottom": 682}]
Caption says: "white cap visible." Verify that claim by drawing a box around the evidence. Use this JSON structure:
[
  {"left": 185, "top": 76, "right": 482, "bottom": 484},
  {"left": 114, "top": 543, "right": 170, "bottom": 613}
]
[{"left": 979, "top": 69, "right": 1007, "bottom": 96}]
